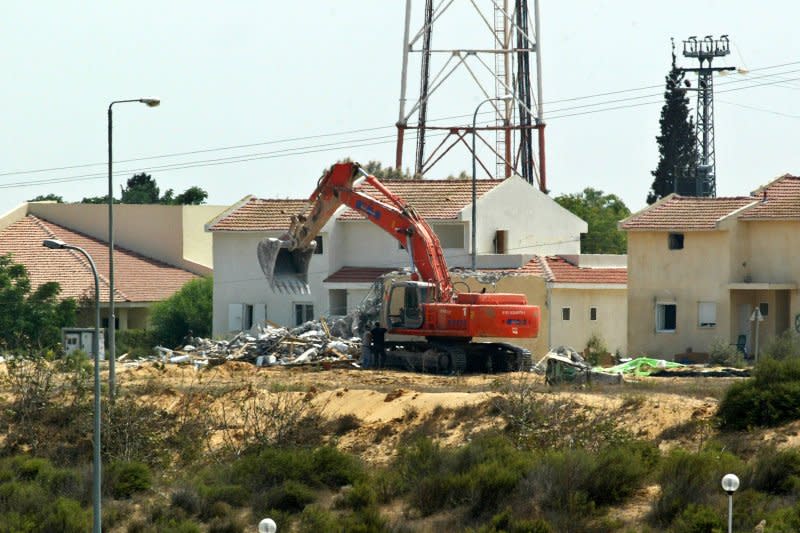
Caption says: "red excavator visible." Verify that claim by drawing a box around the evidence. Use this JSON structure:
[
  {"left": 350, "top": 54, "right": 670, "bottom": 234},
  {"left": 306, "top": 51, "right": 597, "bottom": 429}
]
[{"left": 257, "top": 162, "right": 540, "bottom": 373}]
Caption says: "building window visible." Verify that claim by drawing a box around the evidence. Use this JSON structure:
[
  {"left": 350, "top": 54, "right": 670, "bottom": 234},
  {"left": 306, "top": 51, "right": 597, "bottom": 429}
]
[
  {"left": 295, "top": 303, "right": 314, "bottom": 326},
  {"left": 656, "top": 303, "right": 677, "bottom": 332},
  {"left": 590, "top": 307, "right": 597, "bottom": 321},
  {"left": 314, "top": 236, "right": 324, "bottom": 254},
  {"left": 698, "top": 302, "right": 717, "bottom": 328},
  {"left": 668, "top": 233, "right": 684, "bottom": 250},
  {"left": 432, "top": 224, "right": 465, "bottom": 249},
  {"left": 561, "top": 307, "right": 571, "bottom": 321},
  {"left": 759, "top": 302, "right": 769, "bottom": 317}
]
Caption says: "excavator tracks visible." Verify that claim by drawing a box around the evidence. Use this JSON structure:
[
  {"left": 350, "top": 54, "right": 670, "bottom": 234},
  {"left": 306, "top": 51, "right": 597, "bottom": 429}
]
[{"left": 383, "top": 341, "right": 529, "bottom": 375}]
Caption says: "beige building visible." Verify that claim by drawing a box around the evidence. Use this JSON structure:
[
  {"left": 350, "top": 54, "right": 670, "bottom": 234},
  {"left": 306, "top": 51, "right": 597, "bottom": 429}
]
[
  {"left": 620, "top": 175, "right": 800, "bottom": 359},
  {"left": 0, "top": 201, "right": 225, "bottom": 335}
]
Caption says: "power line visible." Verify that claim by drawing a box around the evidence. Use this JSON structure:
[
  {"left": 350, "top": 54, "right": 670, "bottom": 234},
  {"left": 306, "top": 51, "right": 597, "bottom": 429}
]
[{"left": 1, "top": 61, "right": 799, "bottom": 190}]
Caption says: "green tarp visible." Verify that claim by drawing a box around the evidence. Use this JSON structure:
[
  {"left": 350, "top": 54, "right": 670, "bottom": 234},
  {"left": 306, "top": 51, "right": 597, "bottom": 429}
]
[{"left": 602, "top": 357, "right": 685, "bottom": 376}]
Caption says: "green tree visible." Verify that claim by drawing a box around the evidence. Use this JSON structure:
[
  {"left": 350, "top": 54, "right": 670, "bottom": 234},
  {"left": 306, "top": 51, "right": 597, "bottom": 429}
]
[
  {"left": 80, "top": 195, "right": 117, "bottom": 204},
  {"left": 149, "top": 277, "right": 212, "bottom": 348},
  {"left": 555, "top": 188, "right": 631, "bottom": 254},
  {"left": 0, "top": 254, "right": 77, "bottom": 351},
  {"left": 28, "top": 194, "right": 64, "bottom": 203},
  {"left": 648, "top": 41, "right": 698, "bottom": 204},
  {"left": 82, "top": 174, "right": 208, "bottom": 205},
  {"left": 162, "top": 186, "right": 208, "bottom": 205},
  {"left": 333, "top": 159, "right": 417, "bottom": 180},
  {"left": 121, "top": 173, "right": 160, "bottom": 204},
  {"left": 362, "top": 160, "right": 417, "bottom": 180}
]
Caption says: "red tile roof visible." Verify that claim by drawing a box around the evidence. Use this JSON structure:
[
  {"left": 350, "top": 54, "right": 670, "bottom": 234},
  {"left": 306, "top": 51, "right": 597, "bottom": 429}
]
[
  {"left": 740, "top": 175, "right": 800, "bottom": 220},
  {"left": 338, "top": 179, "right": 501, "bottom": 221},
  {"left": 323, "top": 266, "right": 397, "bottom": 284},
  {"left": 541, "top": 256, "right": 627, "bottom": 284},
  {"left": 208, "top": 198, "right": 310, "bottom": 232},
  {"left": 0, "top": 215, "right": 198, "bottom": 303},
  {"left": 493, "top": 256, "right": 626, "bottom": 285},
  {"left": 207, "top": 180, "right": 503, "bottom": 232},
  {"left": 620, "top": 195, "right": 755, "bottom": 231}
]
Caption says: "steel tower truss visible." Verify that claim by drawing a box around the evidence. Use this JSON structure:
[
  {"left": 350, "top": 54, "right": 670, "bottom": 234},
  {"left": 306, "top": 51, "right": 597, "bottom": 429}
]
[
  {"left": 681, "top": 35, "right": 733, "bottom": 197},
  {"left": 395, "top": 0, "right": 547, "bottom": 191}
]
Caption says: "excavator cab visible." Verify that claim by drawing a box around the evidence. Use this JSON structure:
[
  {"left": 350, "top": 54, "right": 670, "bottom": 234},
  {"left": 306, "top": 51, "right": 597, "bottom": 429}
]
[{"left": 386, "top": 281, "right": 434, "bottom": 329}]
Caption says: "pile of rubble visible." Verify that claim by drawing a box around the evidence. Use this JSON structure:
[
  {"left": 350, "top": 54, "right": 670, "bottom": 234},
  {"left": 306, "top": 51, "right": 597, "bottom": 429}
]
[{"left": 144, "top": 319, "right": 364, "bottom": 369}]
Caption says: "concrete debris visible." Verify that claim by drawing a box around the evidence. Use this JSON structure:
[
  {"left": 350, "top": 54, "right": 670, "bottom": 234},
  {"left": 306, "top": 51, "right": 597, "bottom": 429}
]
[
  {"left": 131, "top": 320, "right": 363, "bottom": 369},
  {"left": 536, "top": 346, "right": 623, "bottom": 385}
]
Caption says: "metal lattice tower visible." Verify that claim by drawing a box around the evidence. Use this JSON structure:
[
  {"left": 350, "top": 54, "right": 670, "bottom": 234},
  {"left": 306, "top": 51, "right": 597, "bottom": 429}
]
[
  {"left": 395, "top": 0, "right": 546, "bottom": 191},
  {"left": 681, "top": 35, "right": 734, "bottom": 197}
]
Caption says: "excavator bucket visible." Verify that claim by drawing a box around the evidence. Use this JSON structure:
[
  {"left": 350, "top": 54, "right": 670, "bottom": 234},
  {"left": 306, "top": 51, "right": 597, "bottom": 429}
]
[{"left": 257, "top": 238, "right": 315, "bottom": 293}]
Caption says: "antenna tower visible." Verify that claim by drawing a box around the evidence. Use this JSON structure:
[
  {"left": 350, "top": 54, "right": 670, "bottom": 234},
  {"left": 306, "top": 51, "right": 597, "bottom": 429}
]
[
  {"left": 681, "top": 35, "right": 734, "bottom": 197},
  {"left": 395, "top": 0, "right": 547, "bottom": 191}
]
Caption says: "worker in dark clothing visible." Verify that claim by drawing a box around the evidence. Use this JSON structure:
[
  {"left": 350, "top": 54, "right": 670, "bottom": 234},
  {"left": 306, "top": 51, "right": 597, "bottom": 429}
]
[{"left": 370, "top": 322, "right": 388, "bottom": 369}]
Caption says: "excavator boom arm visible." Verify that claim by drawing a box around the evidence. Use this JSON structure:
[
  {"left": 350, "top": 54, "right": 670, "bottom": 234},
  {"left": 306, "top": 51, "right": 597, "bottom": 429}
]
[{"left": 261, "top": 162, "right": 453, "bottom": 301}]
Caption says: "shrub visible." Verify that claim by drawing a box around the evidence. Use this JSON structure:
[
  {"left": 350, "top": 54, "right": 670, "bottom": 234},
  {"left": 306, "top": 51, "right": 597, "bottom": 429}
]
[
  {"left": 335, "top": 481, "right": 376, "bottom": 510},
  {"left": 331, "top": 414, "right": 361, "bottom": 435},
  {"left": 199, "top": 484, "right": 251, "bottom": 508},
  {"left": 298, "top": 505, "right": 339, "bottom": 533},
  {"left": 261, "top": 480, "right": 316, "bottom": 513},
  {"left": 651, "top": 449, "right": 743, "bottom": 526},
  {"left": 708, "top": 338, "right": 744, "bottom": 367},
  {"left": 38, "top": 497, "right": 91, "bottom": 533},
  {"left": 103, "top": 395, "right": 174, "bottom": 465},
  {"left": 747, "top": 446, "right": 800, "bottom": 495},
  {"left": 337, "top": 506, "right": 388, "bottom": 533},
  {"left": 717, "top": 358, "right": 800, "bottom": 430},
  {"left": 208, "top": 513, "right": 247, "bottom": 533},
  {"left": 0, "top": 480, "right": 50, "bottom": 516},
  {"left": 475, "top": 508, "right": 553, "bottom": 533},
  {"left": 670, "top": 504, "right": 724, "bottom": 533},
  {"left": 761, "top": 330, "right": 800, "bottom": 360},
  {"left": 310, "top": 446, "right": 365, "bottom": 488},
  {"left": 149, "top": 276, "right": 213, "bottom": 348},
  {"left": 171, "top": 486, "right": 202, "bottom": 516},
  {"left": 116, "top": 328, "right": 157, "bottom": 358},
  {"left": 393, "top": 435, "right": 536, "bottom": 518},
  {"left": 105, "top": 460, "right": 152, "bottom": 498},
  {"left": 584, "top": 441, "right": 655, "bottom": 506}
]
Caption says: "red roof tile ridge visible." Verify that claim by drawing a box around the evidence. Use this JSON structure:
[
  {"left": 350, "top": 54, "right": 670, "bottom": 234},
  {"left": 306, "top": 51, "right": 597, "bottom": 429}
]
[
  {"left": 205, "top": 195, "right": 255, "bottom": 231},
  {"left": 538, "top": 255, "right": 555, "bottom": 282},
  {"left": 617, "top": 193, "right": 677, "bottom": 229},
  {"left": 749, "top": 173, "right": 799, "bottom": 196}
]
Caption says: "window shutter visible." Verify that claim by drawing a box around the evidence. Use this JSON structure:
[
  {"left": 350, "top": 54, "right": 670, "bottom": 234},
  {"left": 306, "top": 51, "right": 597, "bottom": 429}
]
[
  {"left": 254, "top": 304, "right": 267, "bottom": 325},
  {"left": 228, "top": 303, "right": 243, "bottom": 332}
]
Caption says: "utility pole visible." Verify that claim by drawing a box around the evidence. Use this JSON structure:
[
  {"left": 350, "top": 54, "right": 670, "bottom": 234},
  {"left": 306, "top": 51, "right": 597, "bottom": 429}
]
[{"left": 680, "top": 35, "right": 734, "bottom": 197}]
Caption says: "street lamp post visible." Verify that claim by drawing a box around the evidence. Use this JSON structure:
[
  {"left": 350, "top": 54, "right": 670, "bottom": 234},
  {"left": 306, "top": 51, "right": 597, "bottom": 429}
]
[
  {"left": 107, "top": 98, "right": 160, "bottom": 398},
  {"left": 721, "top": 473, "right": 740, "bottom": 533},
  {"left": 471, "top": 95, "right": 513, "bottom": 271},
  {"left": 43, "top": 238, "right": 103, "bottom": 533}
]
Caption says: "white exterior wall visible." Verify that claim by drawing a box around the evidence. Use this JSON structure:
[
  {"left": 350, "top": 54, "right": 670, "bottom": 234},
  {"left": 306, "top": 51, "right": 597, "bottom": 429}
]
[
  {"left": 211, "top": 231, "right": 331, "bottom": 335},
  {"left": 461, "top": 176, "right": 587, "bottom": 256},
  {"left": 336, "top": 220, "right": 472, "bottom": 270}
]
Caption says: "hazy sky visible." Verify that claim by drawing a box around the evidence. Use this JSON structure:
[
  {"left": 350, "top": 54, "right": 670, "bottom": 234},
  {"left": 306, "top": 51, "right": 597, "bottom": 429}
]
[{"left": 2, "top": 1, "right": 798, "bottom": 216}]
